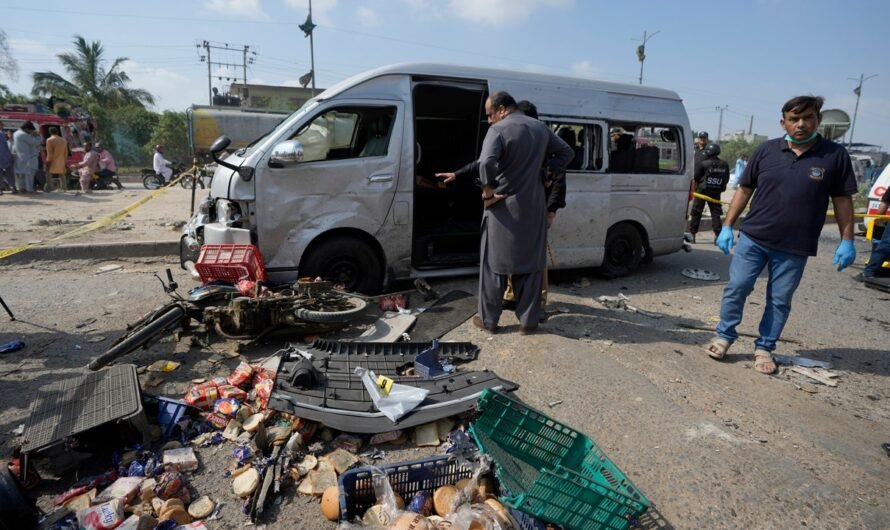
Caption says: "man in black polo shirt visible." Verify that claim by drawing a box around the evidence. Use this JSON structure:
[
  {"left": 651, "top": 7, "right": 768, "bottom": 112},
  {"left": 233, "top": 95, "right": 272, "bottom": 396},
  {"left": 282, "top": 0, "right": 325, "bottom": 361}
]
[{"left": 703, "top": 96, "right": 857, "bottom": 374}]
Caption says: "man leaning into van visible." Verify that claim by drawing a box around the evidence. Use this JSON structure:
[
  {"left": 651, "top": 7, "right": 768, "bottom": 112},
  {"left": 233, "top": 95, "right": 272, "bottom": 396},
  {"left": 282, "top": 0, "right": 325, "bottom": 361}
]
[
  {"left": 472, "top": 91, "right": 573, "bottom": 335},
  {"left": 704, "top": 95, "right": 857, "bottom": 374}
]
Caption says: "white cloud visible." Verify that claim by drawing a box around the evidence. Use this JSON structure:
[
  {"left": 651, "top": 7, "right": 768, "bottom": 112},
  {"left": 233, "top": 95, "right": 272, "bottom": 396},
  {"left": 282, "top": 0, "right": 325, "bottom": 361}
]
[
  {"left": 447, "top": 0, "right": 572, "bottom": 27},
  {"left": 571, "top": 60, "right": 601, "bottom": 78},
  {"left": 203, "top": 0, "right": 269, "bottom": 20},
  {"left": 356, "top": 6, "right": 381, "bottom": 28},
  {"left": 123, "top": 60, "right": 205, "bottom": 111}
]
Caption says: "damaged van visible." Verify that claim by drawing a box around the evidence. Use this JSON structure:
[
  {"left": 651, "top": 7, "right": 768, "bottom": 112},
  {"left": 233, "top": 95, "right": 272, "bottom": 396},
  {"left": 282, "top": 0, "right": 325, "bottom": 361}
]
[{"left": 181, "top": 63, "right": 693, "bottom": 293}]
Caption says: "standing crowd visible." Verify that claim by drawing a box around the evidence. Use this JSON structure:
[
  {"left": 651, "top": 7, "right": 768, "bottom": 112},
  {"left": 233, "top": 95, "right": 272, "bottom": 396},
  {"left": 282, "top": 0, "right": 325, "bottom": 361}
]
[{"left": 0, "top": 120, "right": 120, "bottom": 196}]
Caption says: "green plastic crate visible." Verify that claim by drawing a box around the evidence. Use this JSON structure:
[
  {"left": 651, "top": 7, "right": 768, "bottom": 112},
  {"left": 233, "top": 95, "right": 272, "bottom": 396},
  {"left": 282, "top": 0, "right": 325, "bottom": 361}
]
[{"left": 469, "top": 390, "right": 650, "bottom": 530}]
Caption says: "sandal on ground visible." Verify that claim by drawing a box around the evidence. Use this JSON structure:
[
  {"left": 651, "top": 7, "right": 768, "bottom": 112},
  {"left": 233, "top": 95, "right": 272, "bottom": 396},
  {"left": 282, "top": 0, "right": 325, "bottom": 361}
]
[
  {"left": 753, "top": 349, "right": 777, "bottom": 375},
  {"left": 704, "top": 337, "right": 730, "bottom": 360}
]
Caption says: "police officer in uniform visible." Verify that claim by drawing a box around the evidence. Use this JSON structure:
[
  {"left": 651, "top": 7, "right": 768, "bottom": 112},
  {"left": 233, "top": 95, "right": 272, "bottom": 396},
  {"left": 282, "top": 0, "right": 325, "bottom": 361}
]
[{"left": 687, "top": 143, "right": 729, "bottom": 242}]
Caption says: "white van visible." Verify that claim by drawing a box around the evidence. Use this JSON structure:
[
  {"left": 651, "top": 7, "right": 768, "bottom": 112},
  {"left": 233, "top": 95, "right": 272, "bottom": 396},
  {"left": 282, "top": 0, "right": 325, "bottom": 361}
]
[{"left": 181, "top": 63, "right": 693, "bottom": 292}]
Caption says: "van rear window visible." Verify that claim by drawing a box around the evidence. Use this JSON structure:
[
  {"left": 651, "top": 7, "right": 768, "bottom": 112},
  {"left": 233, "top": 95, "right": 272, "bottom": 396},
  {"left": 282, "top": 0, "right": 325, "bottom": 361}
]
[{"left": 609, "top": 124, "right": 683, "bottom": 174}]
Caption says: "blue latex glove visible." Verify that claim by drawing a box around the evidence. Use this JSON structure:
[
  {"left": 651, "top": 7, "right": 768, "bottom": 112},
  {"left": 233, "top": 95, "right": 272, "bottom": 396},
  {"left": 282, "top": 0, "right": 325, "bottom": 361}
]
[
  {"left": 832, "top": 239, "right": 855, "bottom": 271},
  {"left": 716, "top": 226, "right": 734, "bottom": 255}
]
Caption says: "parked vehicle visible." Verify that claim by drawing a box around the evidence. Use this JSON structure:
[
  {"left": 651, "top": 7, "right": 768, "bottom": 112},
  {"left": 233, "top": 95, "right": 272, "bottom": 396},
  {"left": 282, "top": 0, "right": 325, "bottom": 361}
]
[
  {"left": 187, "top": 105, "right": 287, "bottom": 157},
  {"left": 0, "top": 104, "right": 97, "bottom": 169},
  {"left": 181, "top": 63, "right": 693, "bottom": 293}
]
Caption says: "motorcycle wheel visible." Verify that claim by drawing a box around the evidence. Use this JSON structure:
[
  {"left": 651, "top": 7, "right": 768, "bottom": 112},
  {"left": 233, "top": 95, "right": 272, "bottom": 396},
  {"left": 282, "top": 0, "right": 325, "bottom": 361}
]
[
  {"left": 293, "top": 296, "right": 368, "bottom": 323},
  {"left": 87, "top": 305, "right": 186, "bottom": 370},
  {"left": 179, "top": 173, "right": 195, "bottom": 189},
  {"left": 143, "top": 174, "right": 164, "bottom": 190}
]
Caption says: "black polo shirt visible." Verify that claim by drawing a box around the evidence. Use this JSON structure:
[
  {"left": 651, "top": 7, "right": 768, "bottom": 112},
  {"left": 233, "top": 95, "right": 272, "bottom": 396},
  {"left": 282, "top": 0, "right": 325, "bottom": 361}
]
[{"left": 739, "top": 135, "right": 857, "bottom": 256}]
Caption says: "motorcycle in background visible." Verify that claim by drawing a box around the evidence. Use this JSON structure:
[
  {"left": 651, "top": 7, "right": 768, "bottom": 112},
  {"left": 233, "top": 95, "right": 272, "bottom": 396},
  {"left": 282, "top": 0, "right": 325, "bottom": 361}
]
[{"left": 142, "top": 162, "right": 185, "bottom": 189}]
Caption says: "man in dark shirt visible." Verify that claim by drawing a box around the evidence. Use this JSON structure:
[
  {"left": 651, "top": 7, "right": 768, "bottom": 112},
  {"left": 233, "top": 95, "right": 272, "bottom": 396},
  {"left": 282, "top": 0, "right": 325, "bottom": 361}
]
[
  {"left": 704, "top": 96, "right": 857, "bottom": 374},
  {"left": 687, "top": 142, "right": 729, "bottom": 242},
  {"left": 693, "top": 131, "right": 709, "bottom": 168}
]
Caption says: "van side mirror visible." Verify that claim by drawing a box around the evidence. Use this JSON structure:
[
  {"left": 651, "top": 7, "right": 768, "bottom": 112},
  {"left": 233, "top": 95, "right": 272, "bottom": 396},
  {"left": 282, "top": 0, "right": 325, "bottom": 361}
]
[
  {"left": 269, "top": 140, "right": 304, "bottom": 167},
  {"left": 210, "top": 135, "right": 254, "bottom": 181},
  {"left": 210, "top": 136, "right": 231, "bottom": 154}
]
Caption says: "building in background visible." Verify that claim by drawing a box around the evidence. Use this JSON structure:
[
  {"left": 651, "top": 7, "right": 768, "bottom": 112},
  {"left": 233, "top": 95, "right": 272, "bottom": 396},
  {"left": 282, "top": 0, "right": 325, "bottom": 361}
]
[
  {"left": 719, "top": 129, "right": 768, "bottom": 144},
  {"left": 228, "top": 83, "right": 321, "bottom": 112}
]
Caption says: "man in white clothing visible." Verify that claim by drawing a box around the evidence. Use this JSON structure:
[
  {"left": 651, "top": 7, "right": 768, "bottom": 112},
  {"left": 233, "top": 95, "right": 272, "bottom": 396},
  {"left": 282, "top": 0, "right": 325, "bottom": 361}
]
[{"left": 152, "top": 144, "right": 173, "bottom": 181}]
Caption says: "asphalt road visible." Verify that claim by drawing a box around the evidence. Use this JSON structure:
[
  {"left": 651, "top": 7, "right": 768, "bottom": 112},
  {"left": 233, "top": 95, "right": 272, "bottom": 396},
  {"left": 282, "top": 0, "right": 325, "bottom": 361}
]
[{"left": 0, "top": 228, "right": 888, "bottom": 529}]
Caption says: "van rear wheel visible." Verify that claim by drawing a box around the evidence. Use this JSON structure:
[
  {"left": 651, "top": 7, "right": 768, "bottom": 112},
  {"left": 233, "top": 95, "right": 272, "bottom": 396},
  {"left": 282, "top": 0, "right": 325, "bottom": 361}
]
[
  {"left": 600, "top": 223, "right": 643, "bottom": 278},
  {"left": 301, "top": 237, "right": 383, "bottom": 295}
]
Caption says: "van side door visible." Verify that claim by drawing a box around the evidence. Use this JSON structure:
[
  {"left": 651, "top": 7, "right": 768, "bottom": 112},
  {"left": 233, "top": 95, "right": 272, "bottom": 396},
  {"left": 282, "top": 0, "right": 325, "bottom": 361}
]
[
  {"left": 544, "top": 118, "right": 611, "bottom": 268},
  {"left": 256, "top": 100, "right": 404, "bottom": 272}
]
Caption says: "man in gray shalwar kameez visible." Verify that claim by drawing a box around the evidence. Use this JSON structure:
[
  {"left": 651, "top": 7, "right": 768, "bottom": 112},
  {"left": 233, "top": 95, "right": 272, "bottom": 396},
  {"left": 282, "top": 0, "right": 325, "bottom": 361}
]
[{"left": 474, "top": 91, "right": 573, "bottom": 334}]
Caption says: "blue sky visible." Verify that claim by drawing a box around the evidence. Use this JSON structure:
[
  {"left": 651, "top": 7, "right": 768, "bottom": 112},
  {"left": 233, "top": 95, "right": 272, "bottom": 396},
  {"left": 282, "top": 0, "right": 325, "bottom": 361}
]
[{"left": 3, "top": 0, "right": 889, "bottom": 148}]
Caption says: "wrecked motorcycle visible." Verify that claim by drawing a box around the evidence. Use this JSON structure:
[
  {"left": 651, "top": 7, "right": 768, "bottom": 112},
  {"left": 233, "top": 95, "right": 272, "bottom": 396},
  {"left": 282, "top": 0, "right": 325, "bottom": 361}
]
[{"left": 87, "top": 271, "right": 367, "bottom": 371}]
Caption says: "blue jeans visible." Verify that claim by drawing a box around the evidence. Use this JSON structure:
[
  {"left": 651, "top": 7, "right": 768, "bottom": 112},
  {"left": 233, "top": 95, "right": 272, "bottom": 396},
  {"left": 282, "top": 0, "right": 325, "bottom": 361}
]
[
  {"left": 863, "top": 222, "right": 890, "bottom": 277},
  {"left": 716, "top": 233, "right": 808, "bottom": 352}
]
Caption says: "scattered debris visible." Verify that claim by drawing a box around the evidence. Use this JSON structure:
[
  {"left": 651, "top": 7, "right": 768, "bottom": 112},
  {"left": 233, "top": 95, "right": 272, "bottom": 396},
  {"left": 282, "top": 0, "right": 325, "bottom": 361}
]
[
  {"left": 86, "top": 336, "right": 107, "bottom": 343},
  {"left": 596, "top": 293, "right": 662, "bottom": 318},
  {"left": 96, "top": 264, "right": 124, "bottom": 274},
  {"left": 789, "top": 366, "right": 839, "bottom": 387},
  {"left": 147, "top": 360, "right": 181, "bottom": 372},
  {"left": 547, "top": 400, "right": 563, "bottom": 408},
  {"left": 0, "top": 340, "right": 25, "bottom": 354},
  {"left": 75, "top": 317, "right": 97, "bottom": 329},
  {"left": 773, "top": 354, "right": 832, "bottom": 369},
  {"left": 10, "top": 424, "right": 24, "bottom": 436},
  {"left": 681, "top": 268, "right": 721, "bottom": 281}
]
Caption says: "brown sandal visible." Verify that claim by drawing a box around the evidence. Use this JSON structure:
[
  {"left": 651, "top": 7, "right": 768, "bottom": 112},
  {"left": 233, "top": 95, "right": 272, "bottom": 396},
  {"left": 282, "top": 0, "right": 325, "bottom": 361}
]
[
  {"left": 704, "top": 337, "right": 730, "bottom": 360},
  {"left": 753, "top": 349, "right": 777, "bottom": 375}
]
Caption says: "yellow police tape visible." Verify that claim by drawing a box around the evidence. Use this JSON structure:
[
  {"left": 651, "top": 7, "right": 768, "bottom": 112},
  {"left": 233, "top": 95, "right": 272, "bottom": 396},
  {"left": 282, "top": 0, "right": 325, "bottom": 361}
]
[
  {"left": 0, "top": 174, "right": 184, "bottom": 261},
  {"left": 691, "top": 192, "right": 890, "bottom": 220}
]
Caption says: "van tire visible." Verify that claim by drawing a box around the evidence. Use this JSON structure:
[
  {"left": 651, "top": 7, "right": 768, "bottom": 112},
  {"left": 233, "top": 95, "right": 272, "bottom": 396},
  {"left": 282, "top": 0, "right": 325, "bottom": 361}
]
[
  {"left": 600, "top": 223, "right": 643, "bottom": 278},
  {"left": 302, "top": 237, "right": 383, "bottom": 295}
]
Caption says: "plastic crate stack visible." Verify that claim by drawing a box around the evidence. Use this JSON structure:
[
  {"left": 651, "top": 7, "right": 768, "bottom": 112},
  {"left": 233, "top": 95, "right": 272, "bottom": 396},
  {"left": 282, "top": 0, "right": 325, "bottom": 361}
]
[{"left": 469, "top": 389, "right": 651, "bottom": 530}]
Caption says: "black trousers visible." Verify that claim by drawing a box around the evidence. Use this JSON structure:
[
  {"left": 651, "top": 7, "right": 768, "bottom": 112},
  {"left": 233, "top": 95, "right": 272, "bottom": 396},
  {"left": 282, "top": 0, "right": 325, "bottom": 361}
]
[{"left": 687, "top": 194, "right": 723, "bottom": 235}]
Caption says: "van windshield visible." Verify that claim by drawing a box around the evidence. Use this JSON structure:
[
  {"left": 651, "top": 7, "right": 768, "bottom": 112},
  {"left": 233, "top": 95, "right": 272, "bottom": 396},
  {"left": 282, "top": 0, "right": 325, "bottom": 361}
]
[{"left": 241, "top": 100, "right": 319, "bottom": 153}]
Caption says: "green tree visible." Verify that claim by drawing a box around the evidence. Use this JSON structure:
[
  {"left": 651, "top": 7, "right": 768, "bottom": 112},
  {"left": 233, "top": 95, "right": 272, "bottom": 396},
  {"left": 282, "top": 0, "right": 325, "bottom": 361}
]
[
  {"left": 108, "top": 105, "right": 159, "bottom": 165},
  {"left": 719, "top": 137, "right": 764, "bottom": 167},
  {"left": 0, "top": 85, "right": 31, "bottom": 106},
  {"left": 147, "top": 111, "right": 189, "bottom": 163},
  {"left": 31, "top": 35, "right": 154, "bottom": 108}
]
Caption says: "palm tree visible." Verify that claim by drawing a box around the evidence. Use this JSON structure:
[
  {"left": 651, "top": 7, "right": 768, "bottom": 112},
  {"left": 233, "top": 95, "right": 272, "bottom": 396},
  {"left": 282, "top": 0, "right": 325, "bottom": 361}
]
[{"left": 31, "top": 35, "right": 154, "bottom": 108}]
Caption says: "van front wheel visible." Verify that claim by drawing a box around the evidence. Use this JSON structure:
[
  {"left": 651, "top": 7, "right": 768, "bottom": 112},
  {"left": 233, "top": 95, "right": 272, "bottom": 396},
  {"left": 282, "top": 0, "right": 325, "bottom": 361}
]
[
  {"left": 600, "top": 223, "right": 643, "bottom": 278},
  {"left": 301, "top": 237, "right": 383, "bottom": 295}
]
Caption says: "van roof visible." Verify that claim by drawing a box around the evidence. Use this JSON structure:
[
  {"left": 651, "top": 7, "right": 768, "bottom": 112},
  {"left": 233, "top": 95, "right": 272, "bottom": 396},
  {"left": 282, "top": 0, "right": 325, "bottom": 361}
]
[{"left": 317, "top": 62, "right": 683, "bottom": 103}]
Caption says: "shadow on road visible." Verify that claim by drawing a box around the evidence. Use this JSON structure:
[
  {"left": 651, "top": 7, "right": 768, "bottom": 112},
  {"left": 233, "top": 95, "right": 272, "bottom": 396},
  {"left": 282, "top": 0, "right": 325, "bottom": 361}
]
[{"left": 794, "top": 347, "right": 890, "bottom": 377}]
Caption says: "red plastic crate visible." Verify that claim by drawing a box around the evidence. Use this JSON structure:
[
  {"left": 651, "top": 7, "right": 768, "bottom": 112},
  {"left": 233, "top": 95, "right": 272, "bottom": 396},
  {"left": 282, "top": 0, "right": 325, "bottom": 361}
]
[{"left": 195, "top": 244, "right": 266, "bottom": 284}]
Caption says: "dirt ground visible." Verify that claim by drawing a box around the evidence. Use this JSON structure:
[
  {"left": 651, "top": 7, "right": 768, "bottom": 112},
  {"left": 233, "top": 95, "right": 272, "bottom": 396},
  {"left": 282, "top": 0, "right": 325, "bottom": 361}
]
[
  {"left": 1, "top": 228, "right": 889, "bottom": 529},
  {"left": 0, "top": 180, "right": 200, "bottom": 248}
]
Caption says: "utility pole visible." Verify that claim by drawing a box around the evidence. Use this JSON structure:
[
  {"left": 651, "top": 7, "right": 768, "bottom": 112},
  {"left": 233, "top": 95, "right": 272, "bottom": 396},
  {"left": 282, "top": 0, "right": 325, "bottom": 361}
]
[
  {"left": 848, "top": 73, "right": 877, "bottom": 149},
  {"left": 202, "top": 41, "right": 211, "bottom": 105},
  {"left": 298, "top": 0, "right": 318, "bottom": 96},
  {"left": 242, "top": 45, "right": 249, "bottom": 90},
  {"left": 715, "top": 105, "right": 728, "bottom": 144},
  {"left": 748, "top": 114, "right": 754, "bottom": 136},
  {"left": 197, "top": 41, "right": 255, "bottom": 105},
  {"left": 636, "top": 30, "right": 660, "bottom": 85}
]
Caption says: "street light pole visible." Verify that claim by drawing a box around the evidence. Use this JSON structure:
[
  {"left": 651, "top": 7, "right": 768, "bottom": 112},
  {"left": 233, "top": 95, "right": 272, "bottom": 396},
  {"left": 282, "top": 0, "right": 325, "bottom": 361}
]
[
  {"left": 847, "top": 73, "right": 877, "bottom": 149},
  {"left": 637, "top": 30, "right": 660, "bottom": 85},
  {"left": 308, "top": 0, "right": 316, "bottom": 96}
]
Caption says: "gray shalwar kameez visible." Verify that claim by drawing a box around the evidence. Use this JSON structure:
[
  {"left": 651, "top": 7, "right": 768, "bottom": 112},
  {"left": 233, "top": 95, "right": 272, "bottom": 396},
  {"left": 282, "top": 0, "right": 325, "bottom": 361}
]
[{"left": 478, "top": 112, "right": 573, "bottom": 328}]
